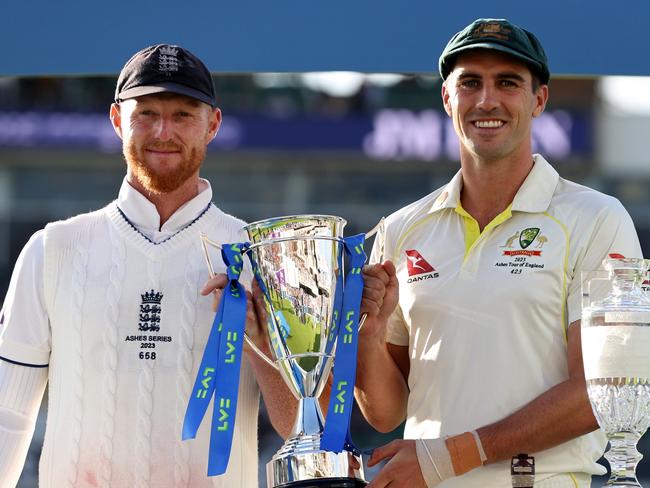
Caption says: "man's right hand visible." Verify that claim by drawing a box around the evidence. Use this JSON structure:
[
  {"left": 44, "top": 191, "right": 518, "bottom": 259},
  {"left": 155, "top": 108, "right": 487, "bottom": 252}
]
[
  {"left": 200, "top": 274, "right": 270, "bottom": 355},
  {"left": 360, "top": 260, "right": 399, "bottom": 340}
]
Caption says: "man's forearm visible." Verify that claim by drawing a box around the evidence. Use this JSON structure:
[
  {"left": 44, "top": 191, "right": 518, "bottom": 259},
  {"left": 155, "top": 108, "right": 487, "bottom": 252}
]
[
  {"left": 478, "top": 376, "right": 598, "bottom": 464},
  {"left": 355, "top": 337, "right": 409, "bottom": 433},
  {"left": 245, "top": 347, "right": 298, "bottom": 439}
]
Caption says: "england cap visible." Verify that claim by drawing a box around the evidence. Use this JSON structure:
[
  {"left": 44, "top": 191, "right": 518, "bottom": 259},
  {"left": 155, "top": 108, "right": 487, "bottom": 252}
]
[
  {"left": 115, "top": 44, "right": 217, "bottom": 107},
  {"left": 439, "top": 19, "right": 550, "bottom": 85}
]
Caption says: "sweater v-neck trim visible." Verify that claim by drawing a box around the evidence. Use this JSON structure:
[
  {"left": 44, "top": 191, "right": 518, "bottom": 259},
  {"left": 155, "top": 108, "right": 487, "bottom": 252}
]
[{"left": 107, "top": 201, "right": 223, "bottom": 257}]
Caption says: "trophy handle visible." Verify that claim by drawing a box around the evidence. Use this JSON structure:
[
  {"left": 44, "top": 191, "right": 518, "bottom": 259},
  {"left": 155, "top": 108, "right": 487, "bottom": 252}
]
[
  {"left": 200, "top": 233, "right": 279, "bottom": 371},
  {"left": 357, "top": 217, "right": 386, "bottom": 332}
]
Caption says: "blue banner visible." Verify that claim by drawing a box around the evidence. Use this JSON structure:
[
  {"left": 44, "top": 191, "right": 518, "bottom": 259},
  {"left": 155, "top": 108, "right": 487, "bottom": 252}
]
[
  {"left": 183, "top": 243, "right": 248, "bottom": 476},
  {"left": 3, "top": 1, "right": 650, "bottom": 76},
  {"left": 321, "top": 234, "right": 367, "bottom": 453}
]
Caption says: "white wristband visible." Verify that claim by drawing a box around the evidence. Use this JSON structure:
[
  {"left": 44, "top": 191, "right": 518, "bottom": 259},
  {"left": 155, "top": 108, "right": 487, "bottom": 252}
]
[
  {"left": 415, "top": 438, "right": 455, "bottom": 488},
  {"left": 471, "top": 430, "right": 488, "bottom": 464}
]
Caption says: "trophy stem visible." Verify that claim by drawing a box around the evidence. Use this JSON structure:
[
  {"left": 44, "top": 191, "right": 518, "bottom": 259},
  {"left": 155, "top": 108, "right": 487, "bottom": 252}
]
[
  {"left": 603, "top": 431, "right": 643, "bottom": 487},
  {"left": 291, "top": 397, "right": 325, "bottom": 439}
]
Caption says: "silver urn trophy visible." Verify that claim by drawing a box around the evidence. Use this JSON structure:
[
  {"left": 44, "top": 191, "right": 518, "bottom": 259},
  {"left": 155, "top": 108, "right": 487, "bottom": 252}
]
[
  {"left": 200, "top": 215, "right": 368, "bottom": 487},
  {"left": 582, "top": 257, "right": 650, "bottom": 487}
]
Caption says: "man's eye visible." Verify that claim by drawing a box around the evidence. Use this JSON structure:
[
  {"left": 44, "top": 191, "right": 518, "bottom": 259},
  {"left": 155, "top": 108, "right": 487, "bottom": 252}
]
[
  {"left": 140, "top": 110, "right": 156, "bottom": 116},
  {"left": 500, "top": 80, "right": 517, "bottom": 87},
  {"left": 177, "top": 111, "right": 192, "bottom": 117},
  {"left": 460, "top": 79, "right": 479, "bottom": 88}
]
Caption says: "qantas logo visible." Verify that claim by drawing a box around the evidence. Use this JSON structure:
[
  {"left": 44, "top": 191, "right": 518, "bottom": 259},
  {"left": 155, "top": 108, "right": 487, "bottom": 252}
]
[
  {"left": 405, "top": 250, "right": 434, "bottom": 275},
  {"left": 405, "top": 250, "right": 439, "bottom": 283}
]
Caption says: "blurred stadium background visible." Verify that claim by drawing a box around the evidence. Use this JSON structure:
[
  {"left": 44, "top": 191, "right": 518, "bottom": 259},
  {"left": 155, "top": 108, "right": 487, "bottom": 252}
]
[{"left": 1, "top": 72, "right": 649, "bottom": 486}]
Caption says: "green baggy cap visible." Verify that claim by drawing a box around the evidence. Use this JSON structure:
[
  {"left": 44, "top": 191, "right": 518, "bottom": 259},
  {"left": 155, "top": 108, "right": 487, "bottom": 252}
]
[{"left": 439, "top": 18, "right": 550, "bottom": 84}]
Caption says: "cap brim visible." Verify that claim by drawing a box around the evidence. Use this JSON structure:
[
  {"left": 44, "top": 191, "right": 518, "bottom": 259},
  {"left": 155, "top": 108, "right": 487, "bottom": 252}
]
[
  {"left": 442, "top": 42, "right": 548, "bottom": 82},
  {"left": 117, "top": 82, "right": 216, "bottom": 107}
]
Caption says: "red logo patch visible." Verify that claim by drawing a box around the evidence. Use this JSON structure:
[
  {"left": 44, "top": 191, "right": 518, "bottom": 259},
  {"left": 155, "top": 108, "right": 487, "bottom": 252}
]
[{"left": 405, "top": 250, "right": 435, "bottom": 276}]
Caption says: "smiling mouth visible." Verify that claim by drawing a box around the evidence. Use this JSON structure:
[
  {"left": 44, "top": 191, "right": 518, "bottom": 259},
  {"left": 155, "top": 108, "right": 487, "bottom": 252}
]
[
  {"left": 473, "top": 120, "right": 504, "bottom": 128},
  {"left": 146, "top": 148, "right": 181, "bottom": 154}
]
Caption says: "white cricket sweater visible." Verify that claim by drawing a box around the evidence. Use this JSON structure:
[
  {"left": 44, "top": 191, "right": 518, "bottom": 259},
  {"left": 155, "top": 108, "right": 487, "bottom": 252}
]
[{"left": 34, "top": 200, "right": 259, "bottom": 488}]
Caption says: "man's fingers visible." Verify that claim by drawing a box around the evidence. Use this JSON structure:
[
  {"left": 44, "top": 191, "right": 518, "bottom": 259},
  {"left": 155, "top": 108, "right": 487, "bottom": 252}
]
[
  {"left": 383, "top": 260, "right": 397, "bottom": 283},
  {"left": 362, "top": 263, "right": 391, "bottom": 285},
  {"left": 363, "top": 282, "right": 387, "bottom": 303},
  {"left": 200, "top": 273, "right": 228, "bottom": 295},
  {"left": 245, "top": 291, "right": 258, "bottom": 323},
  {"left": 251, "top": 281, "right": 268, "bottom": 324},
  {"left": 366, "top": 469, "right": 391, "bottom": 488},
  {"left": 367, "top": 448, "right": 402, "bottom": 487},
  {"left": 209, "top": 289, "right": 223, "bottom": 311},
  {"left": 367, "top": 440, "right": 401, "bottom": 466}
]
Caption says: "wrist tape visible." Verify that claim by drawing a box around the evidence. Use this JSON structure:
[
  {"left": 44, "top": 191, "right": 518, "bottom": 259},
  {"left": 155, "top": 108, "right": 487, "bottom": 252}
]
[
  {"left": 415, "top": 430, "right": 486, "bottom": 487},
  {"left": 446, "top": 431, "right": 484, "bottom": 476},
  {"left": 415, "top": 438, "right": 454, "bottom": 487}
]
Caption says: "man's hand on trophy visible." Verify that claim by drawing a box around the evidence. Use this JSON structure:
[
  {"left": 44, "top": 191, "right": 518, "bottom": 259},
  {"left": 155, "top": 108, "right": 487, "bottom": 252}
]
[
  {"left": 360, "top": 261, "right": 399, "bottom": 338},
  {"left": 200, "top": 274, "right": 271, "bottom": 357},
  {"left": 245, "top": 280, "right": 272, "bottom": 355},
  {"left": 366, "top": 439, "right": 429, "bottom": 488},
  {"left": 200, "top": 272, "right": 228, "bottom": 306}
]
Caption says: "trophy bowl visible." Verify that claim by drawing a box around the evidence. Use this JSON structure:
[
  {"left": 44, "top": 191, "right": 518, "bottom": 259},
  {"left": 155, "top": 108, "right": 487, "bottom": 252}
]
[{"left": 244, "top": 215, "right": 367, "bottom": 488}]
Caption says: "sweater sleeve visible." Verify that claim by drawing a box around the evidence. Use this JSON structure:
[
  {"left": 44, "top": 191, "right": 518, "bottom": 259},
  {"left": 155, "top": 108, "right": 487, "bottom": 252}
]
[
  {"left": 0, "top": 361, "right": 48, "bottom": 488},
  {"left": 0, "top": 230, "right": 51, "bottom": 366}
]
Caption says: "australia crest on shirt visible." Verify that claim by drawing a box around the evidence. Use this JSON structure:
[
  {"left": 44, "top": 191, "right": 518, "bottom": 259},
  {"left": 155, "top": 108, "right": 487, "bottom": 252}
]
[{"left": 495, "top": 226, "right": 549, "bottom": 275}]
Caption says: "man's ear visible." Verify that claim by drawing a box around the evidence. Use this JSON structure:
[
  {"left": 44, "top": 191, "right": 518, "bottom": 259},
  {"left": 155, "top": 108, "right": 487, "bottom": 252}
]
[
  {"left": 441, "top": 82, "right": 453, "bottom": 117},
  {"left": 110, "top": 103, "right": 123, "bottom": 139},
  {"left": 207, "top": 107, "right": 222, "bottom": 142},
  {"left": 532, "top": 85, "right": 549, "bottom": 118}
]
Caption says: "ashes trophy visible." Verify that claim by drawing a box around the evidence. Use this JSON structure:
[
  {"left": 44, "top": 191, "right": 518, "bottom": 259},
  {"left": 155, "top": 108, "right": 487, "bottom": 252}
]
[
  {"left": 582, "top": 257, "right": 650, "bottom": 487},
  {"left": 244, "top": 215, "right": 367, "bottom": 487}
]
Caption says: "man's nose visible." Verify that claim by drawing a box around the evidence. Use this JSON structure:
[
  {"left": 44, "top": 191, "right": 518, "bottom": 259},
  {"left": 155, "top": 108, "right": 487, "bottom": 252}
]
[
  {"left": 153, "top": 116, "right": 173, "bottom": 140},
  {"left": 476, "top": 85, "right": 499, "bottom": 111}
]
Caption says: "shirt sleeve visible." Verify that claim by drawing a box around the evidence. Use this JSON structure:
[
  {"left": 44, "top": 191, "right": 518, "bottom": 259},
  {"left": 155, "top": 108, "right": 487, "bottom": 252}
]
[
  {"left": 0, "top": 361, "right": 48, "bottom": 487},
  {"left": 0, "top": 230, "right": 51, "bottom": 366},
  {"left": 567, "top": 199, "right": 643, "bottom": 325}
]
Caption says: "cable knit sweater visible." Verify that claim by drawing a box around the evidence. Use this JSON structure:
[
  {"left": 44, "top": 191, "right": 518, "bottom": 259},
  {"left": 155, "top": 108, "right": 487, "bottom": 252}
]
[{"left": 31, "top": 201, "right": 259, "bottom": 488}]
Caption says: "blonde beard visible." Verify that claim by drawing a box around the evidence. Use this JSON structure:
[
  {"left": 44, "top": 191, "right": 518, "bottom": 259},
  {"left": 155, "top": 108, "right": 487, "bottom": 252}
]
[{"left": 124, "top": 142, "right": 205, "bottom": 194}]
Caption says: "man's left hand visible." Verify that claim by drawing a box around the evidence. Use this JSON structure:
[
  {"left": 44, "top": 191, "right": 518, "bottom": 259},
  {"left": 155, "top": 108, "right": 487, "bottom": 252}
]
[{"left": 367, "top": 439, "right": 427, "bottom": 488}]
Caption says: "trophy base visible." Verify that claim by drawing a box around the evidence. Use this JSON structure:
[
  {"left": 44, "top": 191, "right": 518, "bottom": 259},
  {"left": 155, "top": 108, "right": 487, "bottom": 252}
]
[
  {"left": 274, "top": 478, "right": 367, "bottom": 488},
  {"left": 266, "top": 448, "right": 366, "bottom": 488}
]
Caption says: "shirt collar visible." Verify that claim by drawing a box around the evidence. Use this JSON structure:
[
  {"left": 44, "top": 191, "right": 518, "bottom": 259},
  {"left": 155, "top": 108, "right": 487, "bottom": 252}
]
[
  {"left": 117, "top": 178, "right": 213, "bottom": 242},
  {"left": 429, "top": 154, "right": 559, "bottom": 215},
  {"left": 430, "top": 169, "right": 463, "bottom": 213},
  {"left": 511, "top": 154, "right": 559, "bottom": 213}
]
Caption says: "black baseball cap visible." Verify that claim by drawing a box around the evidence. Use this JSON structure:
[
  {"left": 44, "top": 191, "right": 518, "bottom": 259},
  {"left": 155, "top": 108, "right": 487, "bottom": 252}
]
[
  {"left": 439, "top": 19, "right": 550, "bottom": 85},
  {"left": 115, "top": 44, "right": 217, "bottom": 107}
]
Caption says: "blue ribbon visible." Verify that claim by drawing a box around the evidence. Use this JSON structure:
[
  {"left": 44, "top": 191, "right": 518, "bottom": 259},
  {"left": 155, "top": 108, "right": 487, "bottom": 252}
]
[
  {"left": 183, "top": 242, "right": 249, "bottom": 476},
  {"left": 321, "top": 233, "right": 366, "bottom": 453}
]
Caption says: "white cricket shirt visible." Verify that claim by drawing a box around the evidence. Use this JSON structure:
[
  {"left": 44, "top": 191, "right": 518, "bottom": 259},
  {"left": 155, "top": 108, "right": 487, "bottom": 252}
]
[{"left": 378, "top": 155, "right": 642, "bottom": 487}]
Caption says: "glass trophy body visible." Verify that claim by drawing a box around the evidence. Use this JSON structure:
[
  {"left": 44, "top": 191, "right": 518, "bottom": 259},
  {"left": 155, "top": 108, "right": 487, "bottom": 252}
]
[{"left": 582, "top": 258, "right": 650, "bottom": 487}]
